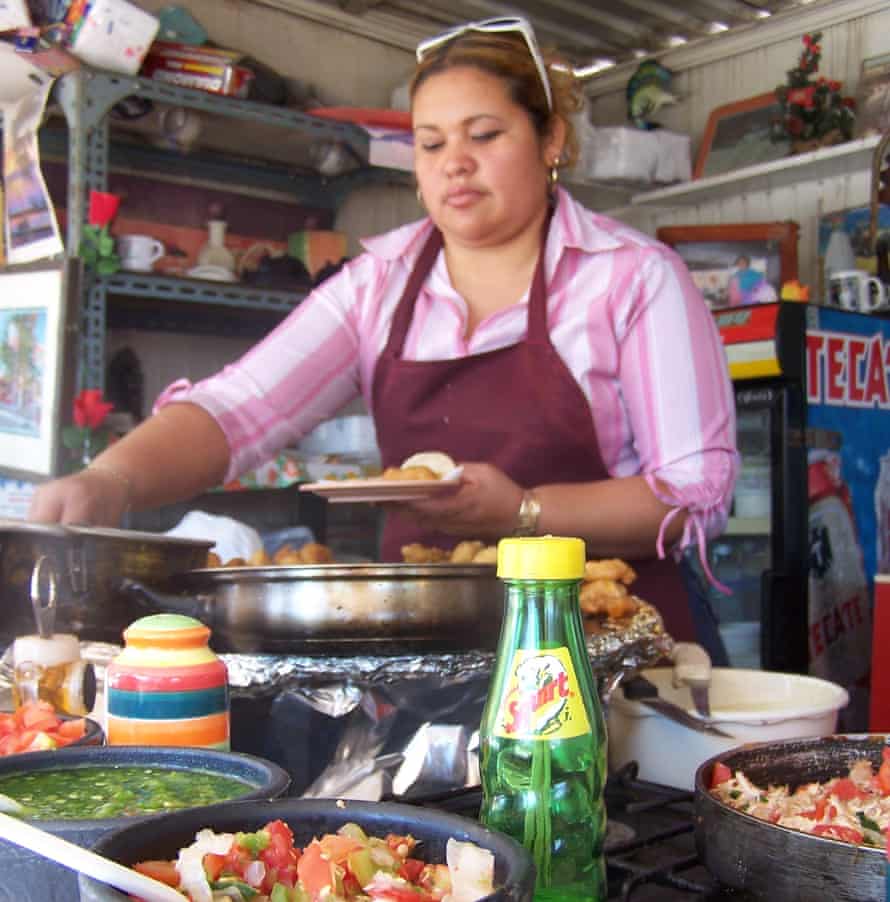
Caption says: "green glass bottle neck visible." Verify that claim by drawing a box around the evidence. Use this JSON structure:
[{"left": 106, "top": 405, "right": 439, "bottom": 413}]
[{"left": 500, "top": 578, "right": 585, "bottom": 651}]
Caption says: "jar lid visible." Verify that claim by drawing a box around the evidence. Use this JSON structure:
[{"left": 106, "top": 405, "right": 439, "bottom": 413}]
[
  {"left": 123, "top": 613, "right": 210, "bottom": 648},
  {"left": 497, "top": 536, "right": 585, "bottom": 580}
]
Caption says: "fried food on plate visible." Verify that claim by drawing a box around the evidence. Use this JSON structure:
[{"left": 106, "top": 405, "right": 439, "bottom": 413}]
[
  {"left": 401, "top": 542, "right": 450, "bottom": 564},
  {"left": 471, "top": 545, "right": 498, "bottom": 564},
  {"left": 382, "top": 464, "right": 439, "bottom": 481},
  {"left": 580, "top": 579, "right": 640, "bottom": 620},
  {"left": 247, "top": 548, "right": 272, "bottom": 567},
  {"left": 584, "top": 558, "right": 637, "bottom": 585},
  {"left": 298, "top": 541, "right": 334, "bottom": 564},
  {"left": 450, "top": 540, "right": 485, "bottom": 563},
  {"left": 206, "top": 551, "right": 222, "bottom": 568},
  {"left": 273, "top": 544, "right": 304, "bottom": 565},
  {"left": 401, "top": 451, "right": 456, "bottom": 478}
]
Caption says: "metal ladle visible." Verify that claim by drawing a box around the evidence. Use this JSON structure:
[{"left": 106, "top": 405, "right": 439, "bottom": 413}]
[{"left": 29, "top": 555, "right": 58, "bottom": 639}]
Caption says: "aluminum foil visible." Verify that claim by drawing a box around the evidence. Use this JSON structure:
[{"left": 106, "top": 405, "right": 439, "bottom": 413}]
[{"left": 0, "top": 602, "right": 670, "bottom": 801}]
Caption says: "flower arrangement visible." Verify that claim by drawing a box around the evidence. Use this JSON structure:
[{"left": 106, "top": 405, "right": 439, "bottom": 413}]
[
  {"left": 773, "top": 32, "right": 856, "bottom": 150},
  {"left": 79, "top": 190, "right": 122, "bottom": 275},
  {"left": 62, "top": 388, "right": 115, "bottom": 470}
]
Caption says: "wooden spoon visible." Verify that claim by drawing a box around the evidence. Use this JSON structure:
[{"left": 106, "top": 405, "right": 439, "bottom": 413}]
[{"left": 0, "top": 810, "right": 183, "bottom": 902}]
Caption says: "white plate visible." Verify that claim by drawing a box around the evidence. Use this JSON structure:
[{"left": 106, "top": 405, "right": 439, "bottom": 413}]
[{"left": 300, "top": 474, "right": 461, "bottom": 503}]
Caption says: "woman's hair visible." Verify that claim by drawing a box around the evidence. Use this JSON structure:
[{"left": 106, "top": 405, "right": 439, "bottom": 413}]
[{"left": 409, "top": 32, "right": 583, "bottom": 171}]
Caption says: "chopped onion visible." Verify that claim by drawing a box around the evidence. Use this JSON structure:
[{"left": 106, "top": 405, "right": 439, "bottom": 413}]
[{"left": 445, "top": 838, "right": 494, "bottom": 901}]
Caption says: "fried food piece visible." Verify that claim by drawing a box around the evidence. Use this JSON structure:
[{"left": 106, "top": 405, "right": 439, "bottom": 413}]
[
  {"left": 382, "top": 465, "right": 438, "bottom": 481},
  {"left": 224, "top": 557, "right": 246, "bottom": 568},
  {"left": 580, "top": 580, "right": 640, "bottom": 620},
  {"left": 401, "top": 451, "right": 456, "bottom": 477},
  {"left": 450, "top": 540, "right": 485, "bottom": 563},
  {"left": 298, "top": 541, "right": 334, "bottom": 564},
  {"left": 247, "top": 548, "right": 272, "bottom": 567},
  {"left": 471, "top": 545, "right": 498, "bottom": 564},
  {"left": 206, "top": 551, "right": 222, "bottom": 568},
  {"left": 273, "top": 545, "right": 304, "bottom": 565},
  {"left": 401, "top": 542, "right": 449, "bottom": 564},
  {"left": 584, "top": 558, "right": 637, "bottom": 585}
]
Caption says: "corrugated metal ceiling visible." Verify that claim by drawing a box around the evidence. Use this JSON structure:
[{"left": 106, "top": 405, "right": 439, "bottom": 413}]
[{"left": 323, "top": 0, "right": 818, "bottom": 74}]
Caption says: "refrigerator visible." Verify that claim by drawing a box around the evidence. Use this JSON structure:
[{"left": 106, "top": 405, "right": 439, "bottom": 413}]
[{"left": 700, "top": 302, "right": 890, "bottom": 727}]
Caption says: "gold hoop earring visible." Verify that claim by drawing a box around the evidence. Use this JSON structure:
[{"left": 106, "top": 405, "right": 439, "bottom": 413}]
[
  {"left": 416, "top": 186, "right": 424, "bottom": 207},
  {"left": 549, "top": 157, "right": 560, "bottom": 186}
]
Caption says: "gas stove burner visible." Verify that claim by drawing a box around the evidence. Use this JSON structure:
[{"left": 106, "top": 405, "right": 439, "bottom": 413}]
[{"left": 604, "top": 818, "right": 636, "bottom": 852}]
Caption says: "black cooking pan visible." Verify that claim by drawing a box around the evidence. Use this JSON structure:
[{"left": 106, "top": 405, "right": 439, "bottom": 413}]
[{"left": 694, "top": 734, "right": 888, "bottom": 901}]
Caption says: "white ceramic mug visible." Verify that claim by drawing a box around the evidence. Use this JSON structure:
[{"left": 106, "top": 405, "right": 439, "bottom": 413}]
[
  {"left": 117, "top": 234, "right": 165, "bottom": 272},
  {"left": 829, "top": 269, "right": 888, "bottom": 313}
]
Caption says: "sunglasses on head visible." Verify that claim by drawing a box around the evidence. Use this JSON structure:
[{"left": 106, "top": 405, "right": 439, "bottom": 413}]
[{"left": 416, "top": 16, "right": 559, "bottom": 111}]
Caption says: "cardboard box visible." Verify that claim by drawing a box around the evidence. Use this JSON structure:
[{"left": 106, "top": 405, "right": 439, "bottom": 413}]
[
  {"left": 140, "top": 41, "right": 254, "bottom": 98},
  {"left": 65, "top": 0, "right": 159, "bottom": 75}
]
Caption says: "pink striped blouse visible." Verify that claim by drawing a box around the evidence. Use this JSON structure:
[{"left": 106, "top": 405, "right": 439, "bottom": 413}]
[{"left": 157, "top": 187, "right": 739, "bottom": 559}]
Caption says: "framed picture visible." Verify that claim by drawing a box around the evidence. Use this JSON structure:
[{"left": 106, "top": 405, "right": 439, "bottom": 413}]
[
  {"left": 694, "top": 92, "right": 791, "bottom": 180},
  {"left": 657, "top": 222, "right": 799, "bottom": 310},
  {"left": 858, "top": 51, "right": 890, "bottom": 136},
  {"left": 0, "top": 260, "right": 81, "bottom": 480}
]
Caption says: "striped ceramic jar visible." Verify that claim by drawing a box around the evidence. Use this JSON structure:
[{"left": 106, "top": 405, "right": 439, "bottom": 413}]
[{"left": 106, "top": 614, "right": 230, "bottom": 749}]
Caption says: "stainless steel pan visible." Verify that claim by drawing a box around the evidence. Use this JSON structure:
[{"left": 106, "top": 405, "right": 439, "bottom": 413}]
[
  {"left": 694, "top": 734, "right": 887, "bottom": 901},
  {"left": 121, "top": 562, "right": 503, "bottom": 654},
  {"left": 0, "top": 519, "right": 212, "bottom": 643}
]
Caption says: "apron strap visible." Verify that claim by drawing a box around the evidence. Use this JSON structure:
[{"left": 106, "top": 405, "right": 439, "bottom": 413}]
[{"left": 383, "top": 228, "right": 443, "bottom": 359}]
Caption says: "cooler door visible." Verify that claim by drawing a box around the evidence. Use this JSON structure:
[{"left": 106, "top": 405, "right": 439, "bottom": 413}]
[{"left": 700, "top": 382, "right": 808, "bottom": 671}]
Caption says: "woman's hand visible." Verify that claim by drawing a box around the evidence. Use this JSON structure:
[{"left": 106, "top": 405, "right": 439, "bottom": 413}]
[
  {"left": 400, "top": 462, "right": 524, "bottom": 540},
  {"left": 28, "top": 468, "right": 130, "bottom": 526}
]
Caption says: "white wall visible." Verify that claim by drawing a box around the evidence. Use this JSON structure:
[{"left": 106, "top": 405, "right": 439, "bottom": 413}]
[{"left": 581, "top": 3, "right": 890, "bottom": 290}]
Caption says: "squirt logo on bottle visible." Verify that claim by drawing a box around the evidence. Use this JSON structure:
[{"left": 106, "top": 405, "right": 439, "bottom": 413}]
[{"left": 493, "top": 647, "right": 591, "bottom": 740}]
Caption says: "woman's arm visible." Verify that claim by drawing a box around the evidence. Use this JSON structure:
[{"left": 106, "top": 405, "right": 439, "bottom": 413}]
[
  {"left": 405, "top": 463, "right": 683, "bottom": 560},
  {"left": 29, "top": 402, "right": 230, "bottom": 525}
]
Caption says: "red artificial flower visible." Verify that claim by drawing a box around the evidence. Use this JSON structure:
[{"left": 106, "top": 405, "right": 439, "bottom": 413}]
[
  {"left": 843, "top": 97, "right": 856, "bottom": 109},
  {"left": 87, "top": 190, "right": 120, "bottom": 227},
  {"left": 788, "top": 85, "right": 817, "bottom": 109},
  {"left": 786, "top": 116, "right": 804, "bottom": 136},
  {"left": 73, "top": 389, "right": 114, "bottom": 429}
]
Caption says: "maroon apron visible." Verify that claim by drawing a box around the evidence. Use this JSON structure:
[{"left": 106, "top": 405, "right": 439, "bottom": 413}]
[{"left": 370, "top": 216, "right": 696, "bottom": 641}]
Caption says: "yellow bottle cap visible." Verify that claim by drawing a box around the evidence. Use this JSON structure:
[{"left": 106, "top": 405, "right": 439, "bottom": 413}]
[{"left": 497, "top": 536, "right": 585, "bottom": 580}]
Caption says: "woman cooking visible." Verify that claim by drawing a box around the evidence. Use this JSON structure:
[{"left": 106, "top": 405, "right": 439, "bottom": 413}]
[{"left": 29, "top": 16, "right": 738, "bottom": 654}]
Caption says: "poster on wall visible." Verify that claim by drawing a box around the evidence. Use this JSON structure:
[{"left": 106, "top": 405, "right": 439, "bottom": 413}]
[
  {"left": 0, "top": 265, "right": 77, "bottom": 480},
  {"left": 805, "top": 305, "right": 890, "bottom": 725},
  {"left": 0, "top": 45, "right": 63, "bottom": 264}
]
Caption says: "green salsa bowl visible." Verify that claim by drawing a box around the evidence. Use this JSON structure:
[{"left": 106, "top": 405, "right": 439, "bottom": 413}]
[{"left": 0, "top": 745, "right": 290, "bottom": 902}]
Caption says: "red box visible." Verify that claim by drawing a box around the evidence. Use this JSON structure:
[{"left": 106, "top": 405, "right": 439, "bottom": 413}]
[
  {"left": 140, "top": 41, "right": 254, "bottom": 98},
  {"left": 869, "top": 574, "right": 890, "bottom": 730}
]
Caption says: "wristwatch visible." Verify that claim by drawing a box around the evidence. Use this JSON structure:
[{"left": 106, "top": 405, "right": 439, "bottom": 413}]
[{"left": 514, "top": 490, "right": 542, "bottom": 536}]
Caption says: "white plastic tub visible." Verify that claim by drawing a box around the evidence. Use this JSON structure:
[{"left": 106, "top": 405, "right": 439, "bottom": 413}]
[{"left": 607, "top": 667, "right": 849, "bottom": 789}]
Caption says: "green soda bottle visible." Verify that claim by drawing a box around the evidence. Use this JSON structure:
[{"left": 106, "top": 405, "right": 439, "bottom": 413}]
[{"left": 480, "top": 537, "right": 607, "bottom": 901}]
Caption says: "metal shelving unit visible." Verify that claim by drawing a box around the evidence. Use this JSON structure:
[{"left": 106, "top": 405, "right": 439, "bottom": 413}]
[{"left": 50, "top": 68, "right": 403, "bottom": 388}]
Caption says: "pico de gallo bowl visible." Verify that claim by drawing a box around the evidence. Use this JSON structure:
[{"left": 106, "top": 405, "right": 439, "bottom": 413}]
[{"left": 80, "top": 798, "right": 536, "bottom": 902}]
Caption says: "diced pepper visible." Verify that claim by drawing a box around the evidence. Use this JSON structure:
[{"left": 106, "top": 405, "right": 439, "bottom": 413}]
[
  {"left": 710, "top": 762, "right": 732, "bottom": 788},
  {"left": 133, "top": 859, "right": 180, "bottom": 887}
]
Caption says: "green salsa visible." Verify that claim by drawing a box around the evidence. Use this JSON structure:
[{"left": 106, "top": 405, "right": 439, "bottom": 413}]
[{"left": 0, "top": 765, "right": 252, "bottom": 820}]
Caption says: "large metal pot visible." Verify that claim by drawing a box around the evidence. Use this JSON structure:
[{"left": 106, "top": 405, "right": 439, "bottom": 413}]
[
  {"left": 0, "top": 519, "right": 212, "bottom": 644},
  {"left": 694, "top": 734, "right": 887, "bottom": 901},
  {"left": 122, "top": 562, "right": 503, "bottom": 653}
]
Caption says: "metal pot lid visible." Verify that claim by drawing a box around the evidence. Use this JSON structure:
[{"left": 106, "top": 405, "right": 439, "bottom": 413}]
[{"left": 0, "top": 517, "right": 212, "bottom": 549}]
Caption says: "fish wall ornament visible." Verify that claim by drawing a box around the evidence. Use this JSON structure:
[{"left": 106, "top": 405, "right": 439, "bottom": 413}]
[{"left": 626, "top": 60, "right": 679, "bottom": 129}]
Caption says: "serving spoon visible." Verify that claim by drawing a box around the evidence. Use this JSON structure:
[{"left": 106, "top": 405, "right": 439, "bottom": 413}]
[{"left": 0, "top": 808, "right": 184, "bottom": 902}]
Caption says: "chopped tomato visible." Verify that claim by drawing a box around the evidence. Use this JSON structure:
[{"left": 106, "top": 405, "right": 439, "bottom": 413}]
[
  {"left": 801, "top": 796, "right": 831, "bottom": 820},
  {"left": 318, "top": 832, "right": 364, "bottom": 863},
  {"left": 399, "top": 858, "right": 425, "bottom": 883},
  {"left": 878, "top": 756, "right": 890, "bottom": 795},
  {"left": 386, "top": 833, "right": 417, "bottom": 857},
  {"left": 830, "top": 778, "right": 864, "bottom": 801},
  {"left": 203, "top": 853, "right": 226, "bottom": 882},
  {"left": 56, "top": 718, "right": 86, "bottom": 740},
  {"left": 812, "top": 823, "right": 864, "bottom": 844},
  {"left": 710, "top": 762, "right": 733, "bottom": 788},
  {"left": 133, "top": 860, "right": 180, "bottom": 887},
  {"left": 296, "top": 840, "right": 333, "bottom": 897}
]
